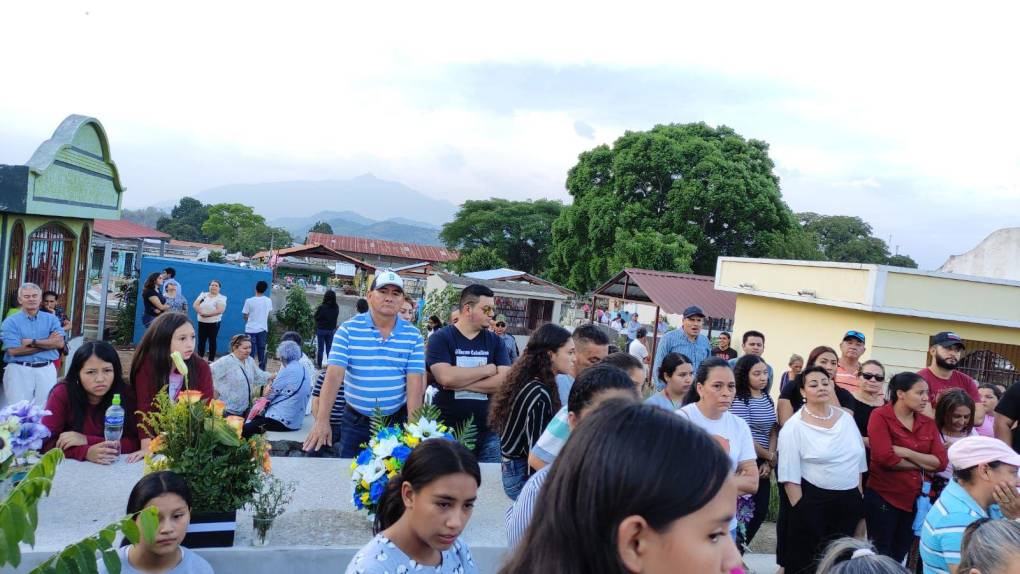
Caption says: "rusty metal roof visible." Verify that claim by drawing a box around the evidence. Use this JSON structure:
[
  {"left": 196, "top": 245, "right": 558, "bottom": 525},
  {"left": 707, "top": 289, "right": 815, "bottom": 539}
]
[
  {"left": 593, "top": 268, "right": 736, "bottom": 319},
  {"left": 307, "top": 232, "right": 458, "bottom": 262},
  {"left": 93, "top": 219, "right": 170, "bottom": 240},
  {"left": 251, "top": 243, "right": 376, "bottom": 271}
]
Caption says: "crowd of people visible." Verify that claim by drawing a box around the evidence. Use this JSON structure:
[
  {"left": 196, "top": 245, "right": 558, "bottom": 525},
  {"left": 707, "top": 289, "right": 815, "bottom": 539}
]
[{"left": 6, "top": 272, "right": 1020, "bottom": 574}]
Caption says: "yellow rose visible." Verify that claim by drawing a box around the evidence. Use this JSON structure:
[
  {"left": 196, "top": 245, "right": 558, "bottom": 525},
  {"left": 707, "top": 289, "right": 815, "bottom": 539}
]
[
  {"left": 170, "top": 351, "right": 189, "bottom": 377},
  {"left": 210, "top": 399, "right": 226, "bottom": 417},
  {"left": 178, "top": 390, "right": 203, "bottom": 404},
  {"left": 225, "top": 416, "right": 244, "bottom": 438}
]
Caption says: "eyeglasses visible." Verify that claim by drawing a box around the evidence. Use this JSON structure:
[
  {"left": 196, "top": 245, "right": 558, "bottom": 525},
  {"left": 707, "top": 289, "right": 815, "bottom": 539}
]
[
  {"left": 861, "top": 373, "right": 885, "bottom": 382},
  {"left": 479, "top": 305, "right": 495, "bottom": 315}
]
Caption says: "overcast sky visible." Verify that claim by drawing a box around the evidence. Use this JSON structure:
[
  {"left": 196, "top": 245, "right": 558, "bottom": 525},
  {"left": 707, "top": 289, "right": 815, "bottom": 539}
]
[{"left": 2, "top": 1, "right": 1018, "bottom": 269}]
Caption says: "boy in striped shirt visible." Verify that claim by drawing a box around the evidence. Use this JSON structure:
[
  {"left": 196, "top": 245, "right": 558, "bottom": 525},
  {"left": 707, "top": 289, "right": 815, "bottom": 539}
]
[{"left": 303, "top": 271, "right": 425, "bottom": 457}]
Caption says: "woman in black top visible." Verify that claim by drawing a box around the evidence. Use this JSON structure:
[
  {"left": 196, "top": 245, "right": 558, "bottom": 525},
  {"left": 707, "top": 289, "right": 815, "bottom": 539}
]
[
  {"left": 140, "top": 272, "right": 167, "bottom": 328},
  {"left": 488, "top": 323, "right": 574, "bottom": 501},
  {"left": 313, "top": 289, "right": 340, "bottom": 368}
]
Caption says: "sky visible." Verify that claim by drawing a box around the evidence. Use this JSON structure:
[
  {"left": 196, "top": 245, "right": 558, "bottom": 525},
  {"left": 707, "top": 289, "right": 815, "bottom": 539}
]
[{"left": 1, "top": 1, "right": 1019, "bottom": 270}]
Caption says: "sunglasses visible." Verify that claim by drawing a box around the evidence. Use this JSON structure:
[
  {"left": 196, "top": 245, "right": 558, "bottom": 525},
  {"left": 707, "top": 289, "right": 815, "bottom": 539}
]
[{"left": 861, "top": 373, "right": 885, "bottom": 382}]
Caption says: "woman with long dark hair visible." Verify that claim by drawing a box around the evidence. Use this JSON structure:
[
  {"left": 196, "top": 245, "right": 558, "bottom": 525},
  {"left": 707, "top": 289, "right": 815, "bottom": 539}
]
[
  {"left": 126, "top": 312, "right": 214, "bottom": 462},
  {"left": 313, "top": 289, "right": 339, "bottom": 368},
  {"left": 489, "top": 323, "right": 574, "bottom": 500},
  {"left": 96, "top": 471, "right": 213, "bottom": 573},
  {"left": 778, "top": 345, "right": 856, "bottom": 426},
  {"left": 140, "top": 272, "right": 168, "bottom": 328},
  {"left": 645, "top": 352, "right": 693, "bottom": 411},
  {"left": 729, "top": 353, "right": 778, "bottom": 548},
  {"left": 42, "top": 341, "right": 138, "bottom": 464},
  {"left": 346, "top": 439, "right": 481, "bottom": 574},
  {"left": 500, "top": 401, "right": 743, "bottom": 574}
]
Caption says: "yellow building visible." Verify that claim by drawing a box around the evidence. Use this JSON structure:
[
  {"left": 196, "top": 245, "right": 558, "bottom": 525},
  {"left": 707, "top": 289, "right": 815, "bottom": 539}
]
[{"left": 714, "top": 258, "right": 1020, "bottom": 387}]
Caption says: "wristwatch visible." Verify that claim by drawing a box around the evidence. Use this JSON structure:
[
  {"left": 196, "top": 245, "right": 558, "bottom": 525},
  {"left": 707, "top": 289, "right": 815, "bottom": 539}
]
[{"left": 30, "top": 339, "right": 36, "bottom": 348}]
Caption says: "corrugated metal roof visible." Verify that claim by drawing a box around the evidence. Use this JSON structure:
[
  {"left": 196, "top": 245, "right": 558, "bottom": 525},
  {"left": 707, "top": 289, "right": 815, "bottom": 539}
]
[
  {"left": 435, "top": 272, "right": 567, "bottom": 299},
  {"left": 307, "top": 232, "right": 458, "bottom": 262},
  {"left": 168, "top": 239, "right": 225, "bottom": 250},
  {"left": 93, "top": 219, "right": 171, "bottom": 240},
  {"left": 593, "top": 268, "right": 736, "bottom": 319},
  {"left": 251, "top": 243, "right": 376, "bottom": 271},
  {"left": 464, "top": 268, "right": 525, "bottom": 280}
]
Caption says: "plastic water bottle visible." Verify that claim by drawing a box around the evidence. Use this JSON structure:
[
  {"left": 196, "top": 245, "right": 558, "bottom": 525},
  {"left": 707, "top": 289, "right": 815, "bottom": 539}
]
[{"left": 104, "top": 394, "right": 125, "bottom": 461}]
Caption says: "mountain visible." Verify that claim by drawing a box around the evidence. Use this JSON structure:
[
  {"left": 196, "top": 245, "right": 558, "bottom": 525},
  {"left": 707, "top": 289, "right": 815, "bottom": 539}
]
[
  {"left": 186, "top": 174, "right": 458, "bottom": 226},
  {"left": 270, "top": 210, "right": 444, "bottom": 246}
]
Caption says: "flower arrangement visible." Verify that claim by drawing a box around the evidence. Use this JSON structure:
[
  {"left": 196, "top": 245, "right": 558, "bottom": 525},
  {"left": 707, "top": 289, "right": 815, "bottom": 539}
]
[
  {"left": 140, "top": 352, "right": 269, "bottom": 513},
  {"left": 247, "top": 473, "right": 296, "bottom": 545},
  {"left": 735, "top": 494, "right": 755, "bottom": 549},
  {"left": 0, "top": 401, "right": 52, "bottom": 482},
  {"left": 350, "top": 404, "right": 475, "bottom": 517}
]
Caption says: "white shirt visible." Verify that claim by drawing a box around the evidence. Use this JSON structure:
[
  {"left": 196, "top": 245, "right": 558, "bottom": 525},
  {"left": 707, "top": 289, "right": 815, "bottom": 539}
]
[
  {"left": 242, "top": 295, "right": 273, "bottom": 333},
  {"left": 195, "top": 293, "right": 226, "bottom": 323},
  {"left": 777, "top": 408, "right": 867, "bottom": 491},
  {"left": 628, "top": 339, "right": 648, "bottom": 364},
  {"left": 678, "top": 403, "right": 756, "bottom": 531}
]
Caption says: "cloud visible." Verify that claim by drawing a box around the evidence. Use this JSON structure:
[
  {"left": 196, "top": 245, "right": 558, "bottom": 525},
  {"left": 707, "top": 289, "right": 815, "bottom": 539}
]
[{"left": 573, "top": 120, "right": 595, "bottom": 139}]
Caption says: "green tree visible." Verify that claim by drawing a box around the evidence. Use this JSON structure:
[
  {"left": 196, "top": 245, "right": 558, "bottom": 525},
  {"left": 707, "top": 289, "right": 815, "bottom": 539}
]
[
  {"left": 207, "top": 250, "right": 226, "bottom": 263},
  {"left": 201, "top": 203, "right": 291, "bottom": 256},
  {"left": 451, "top": 246, "right": 508, "bottom": 274},
  {"left": 121, "top": 206, "right": 168, "bottom": 229},
  {"left": 440, "top": 198, "right": 563, "bottom": 275},
  {"left": 157, "top": 197, "right": 209, "bottom": 242},
  {"left": 797, "top": 212, "right": 917, "bottom": 267},
  {"left": 276, "top": 286, "right": 314, "bottom": 342},
  {"left": 548, "top": 123, "right": 804, "bottom": 292},
  {"left": 309, "top": 220, "right": 334, "bottom": 234}
]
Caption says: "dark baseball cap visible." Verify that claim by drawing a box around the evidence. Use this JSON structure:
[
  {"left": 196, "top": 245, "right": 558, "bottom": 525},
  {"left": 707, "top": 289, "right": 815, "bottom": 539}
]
[
  {"left": 683, "top": 306, "right": 705, "bottom": 318},
  {"left": 843, "top": 330, "right": 866, "bottom": 344},
  {"left": 932, "top": 331, "right": 965, "bottom": 349}
]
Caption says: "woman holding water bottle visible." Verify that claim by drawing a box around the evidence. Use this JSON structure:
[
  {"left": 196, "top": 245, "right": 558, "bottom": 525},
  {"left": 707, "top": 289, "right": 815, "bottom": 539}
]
[{"left": 41, "top": 341, "right": 138, "bottom": 464}]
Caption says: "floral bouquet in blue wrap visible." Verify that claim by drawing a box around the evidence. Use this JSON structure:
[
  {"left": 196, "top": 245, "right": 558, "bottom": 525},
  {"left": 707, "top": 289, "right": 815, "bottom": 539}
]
[{"left": 350, "top": 401, "right": 475, "bottom": 517}]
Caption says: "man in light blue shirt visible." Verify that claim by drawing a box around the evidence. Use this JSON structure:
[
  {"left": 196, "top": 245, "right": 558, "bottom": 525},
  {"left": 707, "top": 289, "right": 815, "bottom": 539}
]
[
  {"left": 920, "top": 436, "right": 1020, "bottom": 573},
  {"left": 626, "top": 313, "right": 641, "bottom": 342},
  {"left": 651, "top": 305, "right": 711, "bottom": 387},
  {"left": 1, "top": 283, "right": 65, "bottom": 407}
]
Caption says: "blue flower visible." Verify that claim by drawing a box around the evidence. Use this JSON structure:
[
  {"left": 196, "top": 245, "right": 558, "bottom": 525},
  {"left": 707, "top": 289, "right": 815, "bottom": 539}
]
[
  {"left": 377, "top": 425, "right": 402, "bottom": 440},
  {"left": 353, "top": 491, "right": 364, "bottom": 509},
  {"left": 10, "top": 421, "right": 50, "bottom": 456},
  {"left": 391, "top": 445, "right": 412, "bottom": 463},
  {"left": 356, "top": 448, "right": 374, "bottom": 465},
  {"left": 369, "top": 477, "right": 387, "bottom": 503}
]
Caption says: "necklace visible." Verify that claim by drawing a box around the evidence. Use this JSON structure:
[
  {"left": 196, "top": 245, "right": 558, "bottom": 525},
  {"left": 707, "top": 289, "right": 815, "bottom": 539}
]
[{"left": 804, "top": 404, "right": 835, "bottom": 421}]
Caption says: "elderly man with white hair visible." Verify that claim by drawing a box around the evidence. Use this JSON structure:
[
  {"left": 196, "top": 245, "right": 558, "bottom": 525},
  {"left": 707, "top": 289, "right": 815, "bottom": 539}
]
[
  {"left": 2, "top": 283, "right": 66, "bottom": 406},
  {"left": 242, "top": 339, "right": 311, "bottom": 438}
]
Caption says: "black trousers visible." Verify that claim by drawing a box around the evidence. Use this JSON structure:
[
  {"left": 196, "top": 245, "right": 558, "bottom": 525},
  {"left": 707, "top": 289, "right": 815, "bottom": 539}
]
[
  {"left": 243, "top": 415, "right": 291, "bottom": 438},
  {"left": 197, "top": 321, "right": 221, "bottom": 361},
  {"left": 785, "top": 480, "right": 864, "bottom": 574},
  {"left": 864, "top": 488, "right": 916, "bottom": 563}
]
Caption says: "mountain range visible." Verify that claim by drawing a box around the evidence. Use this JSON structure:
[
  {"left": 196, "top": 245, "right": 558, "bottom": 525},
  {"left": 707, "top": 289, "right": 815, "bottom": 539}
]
[{"left": 143, "top": 174, "right": 455, "bottom": 246}]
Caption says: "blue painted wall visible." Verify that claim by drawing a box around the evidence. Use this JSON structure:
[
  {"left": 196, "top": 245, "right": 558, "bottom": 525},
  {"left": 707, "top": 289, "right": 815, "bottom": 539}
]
[{"left": 134, "top": 257, "right": 272, "bottom": 349}]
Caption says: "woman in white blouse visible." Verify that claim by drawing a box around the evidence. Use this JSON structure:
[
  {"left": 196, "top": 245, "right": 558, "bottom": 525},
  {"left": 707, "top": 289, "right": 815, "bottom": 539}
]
[
  {"left": 193, "top": 279, "right": 227, "bottom": 361},
  {"left": 210, "top": 334, "right": 274, "bottom": 417},
  {"left": 778, "top": 365, "right": 867, "bottom": 574}
]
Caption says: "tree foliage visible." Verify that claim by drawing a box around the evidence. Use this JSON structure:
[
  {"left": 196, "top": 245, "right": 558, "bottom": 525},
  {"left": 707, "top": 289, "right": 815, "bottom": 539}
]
[
  {"left": 277, "top": 286, "right": 315, "bottom": 342},
  {"left": 548, "top": 123, "right": 804, "bottom": 292},
  {"left": 199, "top": 203, "right": 291, "bottom": 256},
  {"left": 308, "top": 220, "right": 334, "bottom": 234},
  {"left": 797, "top": 212, "right": 918, "bottom": 267},
  {"left": 451, "top": 246, "right": 507, "bottom": 275},
  {"left": 121, "top": 207, "right": 167, "bottom": 229},
  {"left": 156, "top": 197, "right": 209, "bottom": 242},
  {"left": 440, "top": 199, "right": 563, "bottom": 275}
]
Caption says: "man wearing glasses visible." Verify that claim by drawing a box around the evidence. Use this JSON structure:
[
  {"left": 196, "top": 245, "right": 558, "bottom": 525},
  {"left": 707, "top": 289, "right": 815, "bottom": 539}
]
[
  {"left": 426, "top": 284, "right": 511, "bottom": 462},
  {"left": 835, "top": 330, "right": 868, "bottom": 393},
  {"left": 492, "top": 314, "right": 519, "bottom": 363}
]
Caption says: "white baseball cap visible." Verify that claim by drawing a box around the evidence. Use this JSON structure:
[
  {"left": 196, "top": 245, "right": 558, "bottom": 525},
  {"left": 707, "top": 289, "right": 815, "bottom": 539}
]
[{"left": 371, "top": 270, "right": 404, "bottom": 292}]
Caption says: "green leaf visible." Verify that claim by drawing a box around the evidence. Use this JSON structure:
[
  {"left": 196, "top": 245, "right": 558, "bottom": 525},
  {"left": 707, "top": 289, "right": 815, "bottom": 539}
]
[
  {"left": 11, "top": 498, "right": 33, "bottom": 546},
  {"left": 119, "top": 517, "right": 140, "bottom": 544},
  {"left": 453, "top": 415, "right": 478, "bottom": 452},
  {"left": 137, "top": 507, "right": 159, "bottom": 544},
  {"left": 101, "top": 547, "right": 121, "bottom": 574},
  {"left": 369, "top": 406, "right": 389, "bottom": 437},
  {"left": 2, "top": 507, "right": 21, "bottom": 567},
  {"left": 69, "top": 544, "right": 92, "bottom": 574}
]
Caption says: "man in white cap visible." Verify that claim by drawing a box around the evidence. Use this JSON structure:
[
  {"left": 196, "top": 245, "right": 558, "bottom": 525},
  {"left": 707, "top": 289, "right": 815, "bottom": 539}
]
[
  {"left": 920, "top": 436, "right": 1020, "bottom": 573},
  {"left": 303, "top": 270, "right": 425, "bottom": 457}
]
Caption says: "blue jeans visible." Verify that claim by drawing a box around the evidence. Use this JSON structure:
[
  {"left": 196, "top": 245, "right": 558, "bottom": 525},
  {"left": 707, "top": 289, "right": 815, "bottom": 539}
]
[
  {"left": 248, "top": 330, "right": 268, "bottom": 370},
  {"left": 501, "top": 457, "right": 529, "bottom": 500},
  {"left": 315, "top": 328, "right": 334, "bottom": 368},
  {"left": 476, "top": 430, "right": 502, "bottom": 464},
  {"left": 339, "top": 405, "right": 407, "bottom": 458}
]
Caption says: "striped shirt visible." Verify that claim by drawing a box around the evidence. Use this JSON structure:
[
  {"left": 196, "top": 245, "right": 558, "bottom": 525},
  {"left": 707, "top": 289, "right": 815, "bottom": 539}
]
[
  {"left": 531, "top": 407, "right": 570, "bottom": 464},
  {"left": 327, "top": 312, "right": 425, "bottom": 416},
  {"left": 730, "top": 394, "right": 777, "bottom": 450},
  {"left": 920, "top": 479, "right": 1003, "bottom": 573},
  {"left": 505, "top": 465, "right": 551, "bottom": 549},
  {"left": 651, "top": 330, "right": 711, "bottom": 386},
  {"left": 500, "top": 380, "right": 555, "bottom": 459},
  {"left": 311, "top": 369, "right": 346, "bottom": 425}
]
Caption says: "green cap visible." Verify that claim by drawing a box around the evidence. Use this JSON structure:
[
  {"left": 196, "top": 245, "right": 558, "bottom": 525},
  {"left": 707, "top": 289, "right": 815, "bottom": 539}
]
[
  {"left": 112, "top": 394, "right": 121, "bottom": 406},
  {"left": 495, "top": 314, "right": 508, "bottom": 324}
]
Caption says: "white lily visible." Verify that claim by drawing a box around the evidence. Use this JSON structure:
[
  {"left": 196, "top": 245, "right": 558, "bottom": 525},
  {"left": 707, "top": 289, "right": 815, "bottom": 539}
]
[
  {"left": 352, "top": 458, "right": 387, "bottom": 484},
  {"left": 408, "top": 418, "right": 442, "bottom": 440},
  {"left": 372, "top": 436, "right": 401, "bottom": 459}
]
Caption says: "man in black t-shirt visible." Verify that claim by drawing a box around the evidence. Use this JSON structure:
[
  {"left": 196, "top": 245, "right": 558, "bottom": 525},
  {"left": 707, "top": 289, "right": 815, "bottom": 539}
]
[
  {"left": 994, "top": 383, "right": 1020, "bottom": 452},
  {"left": 426, "top": 284, "right": 511, "bottom": 463}
]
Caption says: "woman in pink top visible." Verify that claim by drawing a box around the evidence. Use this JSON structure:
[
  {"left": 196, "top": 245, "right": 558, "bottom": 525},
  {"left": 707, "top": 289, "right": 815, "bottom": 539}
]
[{"left": 974, "top": 383, "right": 1002, "bottom": 438}]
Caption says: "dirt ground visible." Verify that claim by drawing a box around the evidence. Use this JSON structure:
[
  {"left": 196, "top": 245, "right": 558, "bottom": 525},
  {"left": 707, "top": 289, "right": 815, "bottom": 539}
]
[{"left": 748, "top": 521, "right": 777, "bottom": 554}]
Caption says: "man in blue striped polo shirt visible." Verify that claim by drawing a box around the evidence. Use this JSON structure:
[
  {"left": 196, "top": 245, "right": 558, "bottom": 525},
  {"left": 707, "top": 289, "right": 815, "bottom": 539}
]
[
  {"left": 303, "top": 270, "right": 425, "bottom": 457},
  {"left": 920, "top": 436, "right": 1020, "bottom": 573}
]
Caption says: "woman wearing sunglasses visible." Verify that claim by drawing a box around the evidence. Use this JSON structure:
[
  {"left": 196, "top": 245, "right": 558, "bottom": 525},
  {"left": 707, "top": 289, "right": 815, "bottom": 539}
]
[{"left": 852, "top": 360, "right": 888, "bottom": 444}]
